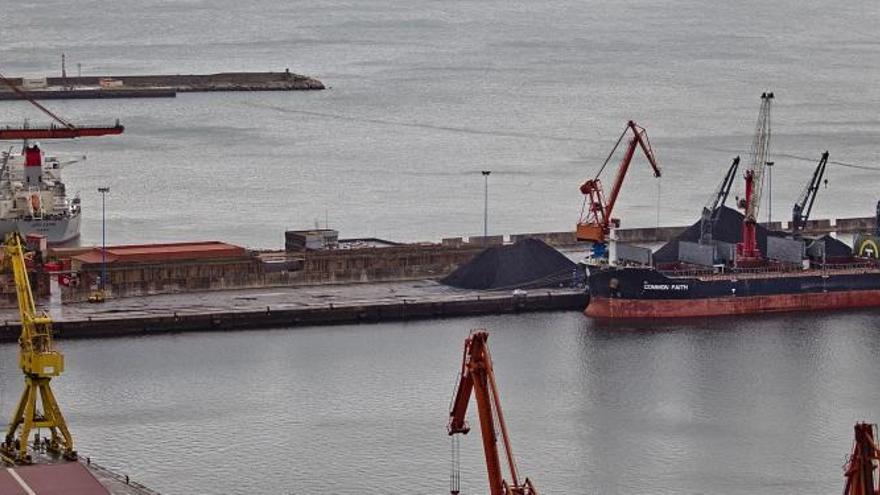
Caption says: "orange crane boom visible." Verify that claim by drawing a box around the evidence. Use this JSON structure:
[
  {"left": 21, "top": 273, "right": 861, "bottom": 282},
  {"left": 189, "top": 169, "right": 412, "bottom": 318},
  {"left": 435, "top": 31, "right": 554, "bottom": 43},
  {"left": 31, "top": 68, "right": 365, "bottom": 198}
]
[
  {"left": 843, "top": 423, "right": 880, "bottom": 495},
  {"left": 447, "top": 330, "right": 537, "bottom": 495},
  {"left": 576, "top": 120, "right": 661, "bottom": 244},
  {"left": 0, "top": 123, "right": 124, "bottom": 140}
]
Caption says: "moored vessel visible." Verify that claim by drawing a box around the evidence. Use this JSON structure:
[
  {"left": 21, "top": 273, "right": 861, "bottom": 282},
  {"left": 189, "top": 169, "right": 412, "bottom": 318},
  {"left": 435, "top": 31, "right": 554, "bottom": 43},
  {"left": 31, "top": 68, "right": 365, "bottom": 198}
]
[
  {"left": 581, "top": 92, "right": 880, "bottom": 319},
  {"left": 586, "top": 262, "right": 880, "bottom": 318},
  {"left": 0, "top": 143, "right": 83, "bottom": 243}
]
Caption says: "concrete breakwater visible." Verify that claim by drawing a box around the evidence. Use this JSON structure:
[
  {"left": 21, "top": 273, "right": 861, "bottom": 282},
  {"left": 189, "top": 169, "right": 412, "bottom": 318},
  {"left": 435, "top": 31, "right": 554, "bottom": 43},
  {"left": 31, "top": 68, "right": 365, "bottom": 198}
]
[
  {"left": 0, "top": 289, "right": 587, "bottom": 342},
  {"left": 0, "top": 70, "right": 324, "bottom": 100}
]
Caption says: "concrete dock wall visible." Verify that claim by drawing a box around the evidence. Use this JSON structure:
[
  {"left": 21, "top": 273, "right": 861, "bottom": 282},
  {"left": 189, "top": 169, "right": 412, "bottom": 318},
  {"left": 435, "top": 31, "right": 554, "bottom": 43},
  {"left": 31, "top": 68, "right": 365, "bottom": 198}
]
[
  {"left": 0, "top": 290, "right": 588, "bottom": 343},
  {"left": 60, "top": 244, "right": 484, "bottom": 303},
  {"left": 614, "top": 226, "right": 687, "bottom": 243},
  {"left": 64, "top": 257, "right": 265, "bottom": 303},
  {"left": 268, "top": 244, "right": 483, "bottom": 285}
]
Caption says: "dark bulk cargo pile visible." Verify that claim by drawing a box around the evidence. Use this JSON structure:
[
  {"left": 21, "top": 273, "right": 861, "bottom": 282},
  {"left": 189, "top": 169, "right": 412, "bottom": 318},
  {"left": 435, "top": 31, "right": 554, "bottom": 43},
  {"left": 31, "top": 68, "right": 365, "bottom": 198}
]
[
  {"left": 653, "top": 205, "right": 851, "bottom": 263},
  {"left": 441, "top": 238, "right": 579, "bottom": 290}
]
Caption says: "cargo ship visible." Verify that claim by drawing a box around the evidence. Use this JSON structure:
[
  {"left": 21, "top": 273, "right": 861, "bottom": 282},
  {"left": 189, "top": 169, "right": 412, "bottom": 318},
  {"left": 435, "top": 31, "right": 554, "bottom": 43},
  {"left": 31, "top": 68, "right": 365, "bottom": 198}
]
[
  {"left": 0, "top": 143, "right": 83, "bottom": 243},
  {"left": 0, "top": 71, "right": 124, "bottom": 244},
  {"left": 586, "top": 260, "right": 880, "bottom": 318},
  {"left": 580, "top": 93, "right": 880, "bottom": 318}
]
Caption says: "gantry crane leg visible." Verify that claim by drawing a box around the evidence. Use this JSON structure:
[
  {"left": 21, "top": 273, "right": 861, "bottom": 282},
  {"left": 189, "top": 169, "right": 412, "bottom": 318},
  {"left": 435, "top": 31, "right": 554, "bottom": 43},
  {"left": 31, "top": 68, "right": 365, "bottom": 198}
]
[
  {"left": 0, "top": 234, "right": 74, "bottom": 464},
  {"left": 4, "top": 375, "right": 74, "bottom": 462}
]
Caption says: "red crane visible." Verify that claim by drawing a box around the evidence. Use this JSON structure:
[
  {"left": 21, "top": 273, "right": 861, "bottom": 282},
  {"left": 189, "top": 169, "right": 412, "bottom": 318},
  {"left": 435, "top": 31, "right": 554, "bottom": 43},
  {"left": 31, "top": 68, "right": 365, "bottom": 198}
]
[
  {"left": 0, "top": 71, "right": 124, "bottom": 140},
  {"left": 447, "top": 330, "right": 537, "bottom": 495},
  {"left": 576, "top": 120, "right": 661, "bottom": 245},
  {"left": 736, "top": 92, "right": 773, "bottom": 263},
  {"left": 843, "top": 423, "right": 880, "bottom": 495}
]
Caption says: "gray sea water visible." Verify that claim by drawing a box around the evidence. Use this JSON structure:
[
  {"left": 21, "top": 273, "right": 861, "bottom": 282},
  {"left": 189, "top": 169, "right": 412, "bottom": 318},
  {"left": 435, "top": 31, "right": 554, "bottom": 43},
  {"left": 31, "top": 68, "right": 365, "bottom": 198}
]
[
  {"left": 3, "top": 312, "right": 880, "bottom": 494},
  {"left": 2, "top": 0, "right": 880, "bottom": 493},
  {"left": 2, "top": 0, "right": 880, "bottom": 248}
]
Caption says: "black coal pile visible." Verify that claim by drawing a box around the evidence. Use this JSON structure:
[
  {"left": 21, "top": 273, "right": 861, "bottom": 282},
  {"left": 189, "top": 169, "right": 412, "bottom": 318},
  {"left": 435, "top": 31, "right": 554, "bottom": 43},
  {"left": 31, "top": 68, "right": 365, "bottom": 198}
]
[
  {"left": 807, "top": 234, "right": 852, "bottom": 259},
  {"left": 441, "top": 238, "right": 578, "bottom": 290},
  {"left": 653, "top": 206, "right": 782, "bottom": 263}
]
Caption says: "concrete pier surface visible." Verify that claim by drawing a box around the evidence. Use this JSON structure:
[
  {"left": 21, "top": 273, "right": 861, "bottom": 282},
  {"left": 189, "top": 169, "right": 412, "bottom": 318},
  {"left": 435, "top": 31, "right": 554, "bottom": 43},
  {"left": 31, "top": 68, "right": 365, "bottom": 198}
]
[{"left": 0, "top": 280, "right": 586, "bottom": 342}]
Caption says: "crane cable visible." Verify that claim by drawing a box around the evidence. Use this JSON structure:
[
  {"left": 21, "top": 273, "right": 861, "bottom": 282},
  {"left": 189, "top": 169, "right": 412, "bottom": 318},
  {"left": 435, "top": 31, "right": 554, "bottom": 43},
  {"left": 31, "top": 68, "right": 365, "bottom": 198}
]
[
  {"left": 579, "top": 123, "right": 631, "bottom": 222},
  {"left": 656, "top": 175, "right": 662, "bottom": 229},
  {"left": 772, "top": 151, "right": 880, "bottom": 172}
]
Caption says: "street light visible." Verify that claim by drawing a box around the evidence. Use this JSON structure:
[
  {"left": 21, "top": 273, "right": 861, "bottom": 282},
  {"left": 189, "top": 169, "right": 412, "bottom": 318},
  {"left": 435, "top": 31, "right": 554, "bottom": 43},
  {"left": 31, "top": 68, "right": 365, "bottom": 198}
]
[
  {"left": 481, "top": 171, "right": 491, "bottom": 245},
  {"left": 766, "top": 161, "right": 774, "bottom": 225},
  {"left": 98, "top": 187, "right": 109, "bottom": 293}
]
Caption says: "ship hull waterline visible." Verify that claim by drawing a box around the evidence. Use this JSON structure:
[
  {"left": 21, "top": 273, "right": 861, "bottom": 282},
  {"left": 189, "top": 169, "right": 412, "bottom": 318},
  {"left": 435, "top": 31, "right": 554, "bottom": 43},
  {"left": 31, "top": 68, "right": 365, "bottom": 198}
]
[
  {"left": 585, "top": 266, "right": 880, "bottom": 318},
  {"left": 586, "top": 290, "right": 880, "bottom": 318}
]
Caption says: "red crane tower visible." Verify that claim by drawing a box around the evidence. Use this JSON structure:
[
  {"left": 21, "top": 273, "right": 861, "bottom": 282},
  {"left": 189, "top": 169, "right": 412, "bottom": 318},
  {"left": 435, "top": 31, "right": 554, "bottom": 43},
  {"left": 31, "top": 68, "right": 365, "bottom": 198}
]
[
  {"left": 736, "top": 92, "right": 773, "bottom": 264},
  {"left": 843, "top": 423, "right": 880, "bottom": 495},
  {"left": 576, "top": 120, "right": 661, "bottom": 252},
  {"left": 447, "top": 330, "right": 537, "bottom": 495}
]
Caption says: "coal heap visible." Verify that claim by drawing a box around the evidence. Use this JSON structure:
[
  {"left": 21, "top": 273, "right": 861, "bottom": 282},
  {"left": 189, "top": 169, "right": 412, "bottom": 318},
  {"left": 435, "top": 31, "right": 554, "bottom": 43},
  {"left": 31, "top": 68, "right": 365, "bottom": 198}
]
[
  {"left": 807, "top": 234, "right": 852, "bottom": 259},
  {"left": 653, "top": 206, "right": 779, "bottom": 263},
  {"left": 441, "top": 238, "right": 578, "bottom": 290},
  {"left": 653, "top": 205, "right": 851, "bottom": 262}
]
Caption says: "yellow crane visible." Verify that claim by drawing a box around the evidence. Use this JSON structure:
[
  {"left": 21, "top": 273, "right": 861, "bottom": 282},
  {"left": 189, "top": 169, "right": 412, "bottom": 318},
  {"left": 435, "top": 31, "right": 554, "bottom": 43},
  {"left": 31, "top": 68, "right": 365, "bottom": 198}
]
[{"left": 0, "top": 233, "right": 74, "bottom": 464}]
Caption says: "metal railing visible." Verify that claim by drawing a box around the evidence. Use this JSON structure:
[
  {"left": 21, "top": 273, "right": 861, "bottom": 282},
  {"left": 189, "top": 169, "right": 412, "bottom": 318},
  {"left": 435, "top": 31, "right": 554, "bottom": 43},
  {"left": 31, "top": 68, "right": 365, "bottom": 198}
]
[{"left": 84, "top": 457, "right": 162, "bottom": 495}]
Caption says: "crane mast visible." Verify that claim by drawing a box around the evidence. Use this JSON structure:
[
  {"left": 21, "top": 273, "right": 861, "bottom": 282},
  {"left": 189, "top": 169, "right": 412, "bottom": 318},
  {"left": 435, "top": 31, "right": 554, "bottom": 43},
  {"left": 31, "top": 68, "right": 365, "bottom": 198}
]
[
  {"left": 736, "top": 92, "right": 773, "bottom": 262},
  {"left": 447, "top": 330, "right": 537, "bottom": 495},
  {"left": 0, "top": 233, "right": 74, "bottom": 464},
  {"left": 700, "top": 156, "right": 740, "bottom": 243},
  {"left": 576, "top": 120, "right": 661, "bottom": 250},
  {"left": 843, "top": 423, "right": 880, "bottom": 495},
  {"left": 791, "top": 151, "right": 829, "bottom": 234}
]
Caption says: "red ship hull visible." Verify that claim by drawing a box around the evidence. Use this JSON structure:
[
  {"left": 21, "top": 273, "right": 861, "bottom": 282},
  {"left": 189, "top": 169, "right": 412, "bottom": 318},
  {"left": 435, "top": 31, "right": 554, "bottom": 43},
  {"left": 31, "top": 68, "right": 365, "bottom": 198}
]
[{"left": 586, "top": 289, "right": 880, "bottom": 318}]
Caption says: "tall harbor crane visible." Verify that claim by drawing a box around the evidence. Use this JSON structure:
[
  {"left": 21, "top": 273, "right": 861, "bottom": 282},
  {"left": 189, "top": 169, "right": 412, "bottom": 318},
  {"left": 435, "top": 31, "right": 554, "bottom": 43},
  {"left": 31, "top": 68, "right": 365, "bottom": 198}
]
[
  {"left": 0, "top": 233, "right": 75, "bottom": 464},
  {"left": 791, "top": 151, "right": 829, "bottom": 234},
  {"left": 700, "top": 156, "right": 740, "bottom": 243},
  {"left": 843, "top": 423, "right": 880, "bottom": 495},
  {"left": 736, "top": 92, "right": 773, "bottom": 263},
  {"left": 447, "top": 330, "right": 537, "bottom": 495},
  {"left": 576, "top": 120, "right": 661, "bottom": 255},
  {"left": 0, "top": 71, "right": 124, "bottom": 139}
]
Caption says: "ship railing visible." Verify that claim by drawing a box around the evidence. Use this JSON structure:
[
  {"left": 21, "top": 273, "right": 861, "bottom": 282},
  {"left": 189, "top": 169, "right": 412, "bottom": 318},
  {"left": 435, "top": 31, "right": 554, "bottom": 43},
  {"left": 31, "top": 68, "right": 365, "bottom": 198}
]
[
  {"left": 83, "top": 458, "right": 162, "bottom": 494},
  {"left": 660, "top": 260, "right": 880, "bottom": 279},
  {"left": 657, "top": 267, "right": 716, "bottom": 278},
  {"left": 659, "top": 264, "right": 799, "bottom": 279},
  {"left": 813, "top": 260, "right": 880, "bottom": 272}
]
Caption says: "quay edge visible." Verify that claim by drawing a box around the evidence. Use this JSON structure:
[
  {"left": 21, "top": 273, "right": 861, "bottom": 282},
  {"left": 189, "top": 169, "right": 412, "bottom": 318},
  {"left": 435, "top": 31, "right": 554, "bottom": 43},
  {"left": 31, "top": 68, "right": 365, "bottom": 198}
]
[{"left": 0, "top": 289, "right": 588, "bottom": 343}]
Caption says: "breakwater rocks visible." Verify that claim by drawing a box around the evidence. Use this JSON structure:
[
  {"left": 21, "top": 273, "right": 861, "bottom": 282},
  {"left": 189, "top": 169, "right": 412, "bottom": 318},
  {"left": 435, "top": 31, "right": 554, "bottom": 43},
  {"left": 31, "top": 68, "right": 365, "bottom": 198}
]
[{"left": 0, "top": 70, "right": 324, "bottom": 100}]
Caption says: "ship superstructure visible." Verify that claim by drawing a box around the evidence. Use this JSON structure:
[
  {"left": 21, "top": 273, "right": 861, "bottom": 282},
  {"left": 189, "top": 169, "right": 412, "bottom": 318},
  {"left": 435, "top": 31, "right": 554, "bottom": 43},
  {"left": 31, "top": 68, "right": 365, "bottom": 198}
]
[
  {"left": 0, "top": 143, "right": 82, "bottom": 243},
  {"left": 0, "top": 70, "right": 123, "bottom": 243}
]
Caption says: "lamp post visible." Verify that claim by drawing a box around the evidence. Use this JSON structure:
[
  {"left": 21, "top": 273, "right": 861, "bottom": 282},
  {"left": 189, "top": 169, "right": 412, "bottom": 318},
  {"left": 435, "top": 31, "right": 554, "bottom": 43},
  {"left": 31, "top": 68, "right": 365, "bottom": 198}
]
[
  {"left": 98, "top": 187, "right": 109, "bottom": 293},
  {"left": 766, "top": 161, "right": 774, "bottom": 225},
  {"left": 481, "top": 171, "right": 491, "bottom": 246}
]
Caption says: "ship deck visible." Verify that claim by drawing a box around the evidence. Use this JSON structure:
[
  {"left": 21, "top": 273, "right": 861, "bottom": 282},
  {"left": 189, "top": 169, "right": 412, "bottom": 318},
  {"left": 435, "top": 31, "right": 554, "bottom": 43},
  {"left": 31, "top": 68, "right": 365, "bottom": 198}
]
[
  {"left": 1, "top": 451, "right": 158, "bottom": 495},
  {"left": 659, "top": 262, "right": 880, "bottom": 282}
]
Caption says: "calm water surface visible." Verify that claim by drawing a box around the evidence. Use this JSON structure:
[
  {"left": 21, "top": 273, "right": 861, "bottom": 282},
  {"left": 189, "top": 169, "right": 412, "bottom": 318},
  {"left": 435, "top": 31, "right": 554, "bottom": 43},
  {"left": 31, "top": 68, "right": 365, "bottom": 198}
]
[
  {"left": 1, "top": 0, "right": 879, "bottom": 247},
  {"left": 1, "top": 1, "right": 879, "bottom": 493},
  {"left": 2, "top": 311, "right": 880, "bottom": 494}
]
